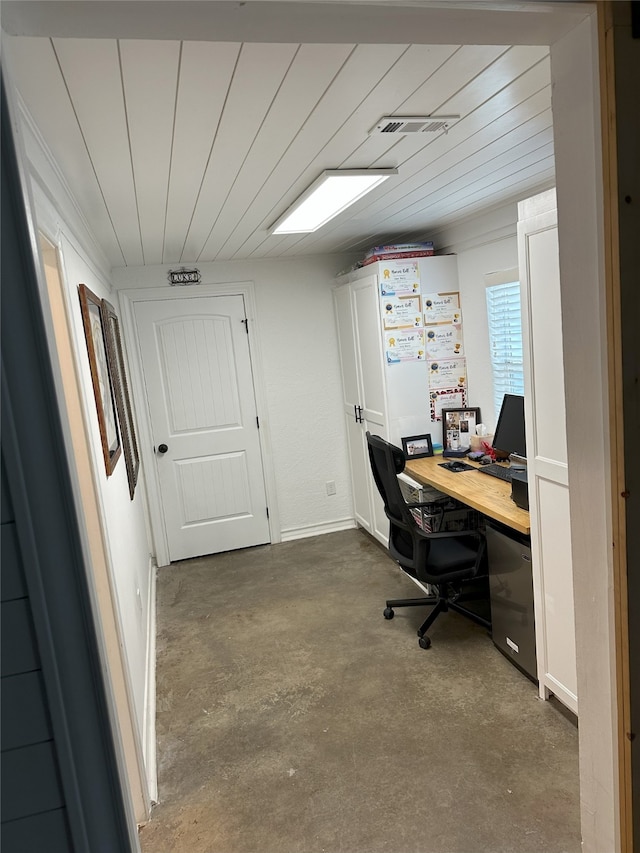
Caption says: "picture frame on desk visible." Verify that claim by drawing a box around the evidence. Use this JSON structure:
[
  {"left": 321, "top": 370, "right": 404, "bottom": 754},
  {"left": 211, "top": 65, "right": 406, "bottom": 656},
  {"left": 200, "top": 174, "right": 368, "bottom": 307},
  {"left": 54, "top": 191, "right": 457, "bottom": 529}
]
[
  {"left": 401, "top": 434, "right": 434, "bottom": 459},
  {"left": 442, "top": 407, "right": 481, "bottom": 452}
]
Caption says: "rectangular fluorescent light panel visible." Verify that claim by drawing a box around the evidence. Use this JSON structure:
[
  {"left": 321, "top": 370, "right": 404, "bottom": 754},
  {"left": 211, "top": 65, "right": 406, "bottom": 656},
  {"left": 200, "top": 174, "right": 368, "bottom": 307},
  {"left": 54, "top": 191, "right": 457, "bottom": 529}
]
[{"left": 270, "top": 169, "right": 397, "bottom": 234}]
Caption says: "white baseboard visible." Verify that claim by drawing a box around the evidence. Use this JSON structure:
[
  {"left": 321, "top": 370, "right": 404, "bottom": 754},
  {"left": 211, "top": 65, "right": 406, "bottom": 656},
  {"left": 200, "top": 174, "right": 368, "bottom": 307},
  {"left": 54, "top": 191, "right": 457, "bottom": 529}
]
[
  {"left": 142, "top": 559, "right": 158, "bottom": 804},
  {"left": 280, "top": 517, "right": 356, "bottom": 542},
  {"left": 543, "top": 673, "right": 578, "bottom": 716}
]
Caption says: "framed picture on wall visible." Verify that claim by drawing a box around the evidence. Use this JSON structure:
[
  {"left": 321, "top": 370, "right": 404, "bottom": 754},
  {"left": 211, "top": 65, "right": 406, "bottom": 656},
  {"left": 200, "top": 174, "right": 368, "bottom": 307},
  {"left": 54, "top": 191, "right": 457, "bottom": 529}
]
[
  {"left": 78, "top": 283, "right": 121, "bottom": 476},
  {"left": 441, "top": 407, "right": 481, "bottom": 452},
  {"left": 401, "top": 434, "right": 434, "bottom": 459},
  {"left": 101, "top": 299, "right": 140, "bottom": 500}
]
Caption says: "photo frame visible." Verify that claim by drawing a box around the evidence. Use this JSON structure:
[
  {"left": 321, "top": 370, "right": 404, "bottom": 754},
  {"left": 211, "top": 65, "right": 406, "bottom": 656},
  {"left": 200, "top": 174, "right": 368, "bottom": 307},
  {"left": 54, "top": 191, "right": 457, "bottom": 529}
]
[
  {"left": 442, "top": 407, "right": 481, "bottom": 452},
  {"left": 401, "top": 434, "right": 434, "bottom": 459},
  {"left": 78, "top": 284, "right": 121, "bottom": 476},
  {"left": 101, "top": 299, "right": 140, "bottom": 500}
]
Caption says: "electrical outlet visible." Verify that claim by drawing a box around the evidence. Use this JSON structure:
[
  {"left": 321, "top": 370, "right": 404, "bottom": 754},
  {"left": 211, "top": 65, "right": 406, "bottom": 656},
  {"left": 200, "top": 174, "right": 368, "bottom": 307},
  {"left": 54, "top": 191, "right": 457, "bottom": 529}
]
[{"left": 326, "top": 480, "right": 336, "bottom": 496}]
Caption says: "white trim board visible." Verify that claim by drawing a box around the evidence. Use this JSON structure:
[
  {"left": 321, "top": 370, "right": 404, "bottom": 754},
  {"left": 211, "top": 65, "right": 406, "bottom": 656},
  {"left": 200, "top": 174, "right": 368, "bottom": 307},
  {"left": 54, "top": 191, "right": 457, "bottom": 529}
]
[
  {"left": 142, "top": 559, "right": 158, "bottom": 807},
  {"left": 280, "top": 517, "right": 357, "bottom": 543}
]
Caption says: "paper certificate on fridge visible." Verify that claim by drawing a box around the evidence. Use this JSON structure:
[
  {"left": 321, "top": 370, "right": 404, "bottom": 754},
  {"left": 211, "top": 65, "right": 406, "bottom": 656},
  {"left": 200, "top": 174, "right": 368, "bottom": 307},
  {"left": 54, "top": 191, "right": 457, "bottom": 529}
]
[
  {"left": 379, "top": 260, "right": 420, "bottom": 297},
  {"left": 428, "top": 357, "right": 467, "bottom": 389},
  {"left": 423, "top": 292, "right": 460, "bottom": 323},
  {"left": 424, "top": 307, "right": 462, "bottom": 327},
  {"left": 425, "top": 324, "right": 463, "bottom": 358},
  {"left": 382, "top": 295, "right": 422, "bottom": 330},
  {"left": 429, "top": 388, "right": 468, "bottom": 420},
  {"left": 385, "top": 329, "right": 425, "bottom": 363}
]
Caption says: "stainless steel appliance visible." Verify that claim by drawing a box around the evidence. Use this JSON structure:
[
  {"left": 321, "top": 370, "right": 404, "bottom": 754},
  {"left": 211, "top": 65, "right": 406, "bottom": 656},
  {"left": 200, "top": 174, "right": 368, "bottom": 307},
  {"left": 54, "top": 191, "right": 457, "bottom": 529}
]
[{"left": 486, "top": 520, "right": 537, "bottom": 681}]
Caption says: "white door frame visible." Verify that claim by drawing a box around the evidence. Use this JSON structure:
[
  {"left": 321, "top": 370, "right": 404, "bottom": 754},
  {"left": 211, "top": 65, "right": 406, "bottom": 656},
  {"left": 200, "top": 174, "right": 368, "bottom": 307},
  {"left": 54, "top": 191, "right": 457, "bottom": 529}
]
[{"left": 119, "top": 282, "right": 279, "bottom": 567}]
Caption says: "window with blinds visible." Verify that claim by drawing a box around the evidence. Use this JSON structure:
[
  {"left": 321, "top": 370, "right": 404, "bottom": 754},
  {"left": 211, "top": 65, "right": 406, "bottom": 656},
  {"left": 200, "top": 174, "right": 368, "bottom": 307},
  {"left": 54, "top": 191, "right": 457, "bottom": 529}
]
[{"left": 485, "top": 281, "right": 524, "bottom": 419}]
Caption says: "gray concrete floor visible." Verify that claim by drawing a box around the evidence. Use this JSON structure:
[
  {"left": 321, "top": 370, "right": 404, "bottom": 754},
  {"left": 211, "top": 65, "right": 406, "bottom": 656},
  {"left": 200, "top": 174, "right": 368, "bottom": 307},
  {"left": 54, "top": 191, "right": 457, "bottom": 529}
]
[{"left": 139, "top": 529, "right": 580, "bottom": 853}]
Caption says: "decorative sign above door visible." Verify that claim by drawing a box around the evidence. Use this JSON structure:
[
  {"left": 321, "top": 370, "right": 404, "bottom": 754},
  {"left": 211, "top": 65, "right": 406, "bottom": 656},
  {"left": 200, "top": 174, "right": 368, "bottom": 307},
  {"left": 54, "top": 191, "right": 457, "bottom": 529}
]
[{"left": 168, "top": 267, "right": 201, "bottom": 286}]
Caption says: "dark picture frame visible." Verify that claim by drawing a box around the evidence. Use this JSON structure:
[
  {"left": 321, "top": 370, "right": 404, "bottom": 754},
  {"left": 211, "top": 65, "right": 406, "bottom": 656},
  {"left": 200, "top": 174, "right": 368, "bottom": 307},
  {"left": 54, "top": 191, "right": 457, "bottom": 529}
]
[
  {"left": 101, "top": 299, "right": 140, "bottom": 500},
  {"left": 401, "top": 433, "right": 434, "bottom": 459},
  {"left": 78, "top": 284, "right": 121, "bottom": 476},
  {"left": 442, "top": 407, "right": 481, "bottom": 452}
]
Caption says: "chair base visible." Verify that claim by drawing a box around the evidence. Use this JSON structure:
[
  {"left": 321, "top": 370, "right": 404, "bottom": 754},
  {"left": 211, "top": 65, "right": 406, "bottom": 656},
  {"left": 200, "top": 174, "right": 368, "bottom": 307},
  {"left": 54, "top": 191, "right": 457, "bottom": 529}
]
[{"left": 384, "top": 580, "right": 491, "bottom": 649}]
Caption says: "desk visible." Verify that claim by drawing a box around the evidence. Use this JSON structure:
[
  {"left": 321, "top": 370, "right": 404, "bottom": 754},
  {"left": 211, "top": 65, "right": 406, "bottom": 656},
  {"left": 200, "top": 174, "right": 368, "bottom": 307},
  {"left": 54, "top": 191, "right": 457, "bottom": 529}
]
[
  {"left": 404, "top": 455, "right": 530, "bottom": 536},
  {"left": 406, "top": 455, "right": 536, "bottom": 681}
]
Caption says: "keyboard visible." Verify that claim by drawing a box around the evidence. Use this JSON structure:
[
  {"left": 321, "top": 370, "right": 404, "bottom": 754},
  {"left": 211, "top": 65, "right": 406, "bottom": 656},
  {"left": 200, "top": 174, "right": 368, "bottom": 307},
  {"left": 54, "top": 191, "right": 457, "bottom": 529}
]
[{"left": 477, "top": 463, "right": 513, "bottom": 482}]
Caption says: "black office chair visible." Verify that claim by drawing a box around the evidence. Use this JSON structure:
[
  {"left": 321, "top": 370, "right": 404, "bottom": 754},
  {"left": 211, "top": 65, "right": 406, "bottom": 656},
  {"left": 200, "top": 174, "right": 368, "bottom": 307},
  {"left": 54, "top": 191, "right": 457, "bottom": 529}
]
[{"left": 367, "top": 432, "right": 490, "bottom": 649}]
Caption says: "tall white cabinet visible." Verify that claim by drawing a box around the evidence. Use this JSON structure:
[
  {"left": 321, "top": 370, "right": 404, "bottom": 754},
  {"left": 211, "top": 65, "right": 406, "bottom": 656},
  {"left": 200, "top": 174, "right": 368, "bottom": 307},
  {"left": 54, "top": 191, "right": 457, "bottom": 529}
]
[
  {"left": 333, "top": 256, "right": 459, "bottom": 546},
  {"left": 518, "top": 189, "right": 578, "bottom": 714}
]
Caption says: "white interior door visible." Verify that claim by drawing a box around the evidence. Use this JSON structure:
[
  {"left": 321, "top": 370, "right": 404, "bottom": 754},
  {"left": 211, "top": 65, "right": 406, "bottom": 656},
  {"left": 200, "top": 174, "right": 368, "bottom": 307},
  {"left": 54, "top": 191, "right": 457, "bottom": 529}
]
[{"left": 133, "top": 294, "right": 270, "bottom": 562}]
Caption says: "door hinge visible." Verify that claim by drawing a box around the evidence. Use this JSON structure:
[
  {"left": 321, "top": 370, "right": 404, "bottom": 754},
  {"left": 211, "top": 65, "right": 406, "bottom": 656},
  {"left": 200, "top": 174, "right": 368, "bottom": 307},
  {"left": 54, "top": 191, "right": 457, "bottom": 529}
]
[
  {"left": 256, "top": 416, "right": 260, "bottom": 429},
  {"left": 266, "top": 506, "right": 269, "bottom": 519},
  {"left": 242, "top": 317, "right": 249, "bottom": 333}
]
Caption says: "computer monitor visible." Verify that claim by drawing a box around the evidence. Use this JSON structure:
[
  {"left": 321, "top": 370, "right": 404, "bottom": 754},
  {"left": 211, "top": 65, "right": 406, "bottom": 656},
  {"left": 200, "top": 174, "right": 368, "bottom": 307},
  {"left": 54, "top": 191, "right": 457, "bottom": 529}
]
[{"left": 492, "top": 394, "right": 526, "bottom": 460}]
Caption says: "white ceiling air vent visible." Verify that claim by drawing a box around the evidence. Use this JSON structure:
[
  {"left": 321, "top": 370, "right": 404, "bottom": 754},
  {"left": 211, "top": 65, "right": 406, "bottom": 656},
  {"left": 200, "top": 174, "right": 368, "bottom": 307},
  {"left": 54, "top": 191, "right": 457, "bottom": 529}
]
[{"left": 369, "top": 116, "right": 460, "bottom": 135}]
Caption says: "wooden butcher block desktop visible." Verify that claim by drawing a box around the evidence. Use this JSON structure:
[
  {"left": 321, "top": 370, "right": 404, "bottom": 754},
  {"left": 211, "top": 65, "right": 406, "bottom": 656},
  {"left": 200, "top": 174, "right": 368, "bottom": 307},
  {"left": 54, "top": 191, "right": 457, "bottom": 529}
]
[{"left": 404, "top": 455, "right": 530, "bottom": 536}]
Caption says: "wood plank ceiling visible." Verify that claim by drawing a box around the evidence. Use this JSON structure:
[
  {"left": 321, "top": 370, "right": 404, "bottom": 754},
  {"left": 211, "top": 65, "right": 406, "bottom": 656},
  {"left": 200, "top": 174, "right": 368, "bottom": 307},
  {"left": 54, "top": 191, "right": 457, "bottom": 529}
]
[{"left": 5, "top": 35, "right": 553, "bottom": 267}]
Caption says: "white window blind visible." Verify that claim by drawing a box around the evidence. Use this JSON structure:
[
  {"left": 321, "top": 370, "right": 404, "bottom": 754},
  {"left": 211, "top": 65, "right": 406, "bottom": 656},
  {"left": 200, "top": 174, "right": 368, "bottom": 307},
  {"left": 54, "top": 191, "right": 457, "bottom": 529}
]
[{"left": 486, "top": 280, "right": 524, "bottom": 419}]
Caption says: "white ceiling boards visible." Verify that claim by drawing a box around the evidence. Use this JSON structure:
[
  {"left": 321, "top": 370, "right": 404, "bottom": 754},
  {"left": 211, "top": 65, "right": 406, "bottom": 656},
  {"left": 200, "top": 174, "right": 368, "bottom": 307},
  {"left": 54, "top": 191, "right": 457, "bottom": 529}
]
[{"left": 1, "top": 1, "right": 593, "bottom": 267}]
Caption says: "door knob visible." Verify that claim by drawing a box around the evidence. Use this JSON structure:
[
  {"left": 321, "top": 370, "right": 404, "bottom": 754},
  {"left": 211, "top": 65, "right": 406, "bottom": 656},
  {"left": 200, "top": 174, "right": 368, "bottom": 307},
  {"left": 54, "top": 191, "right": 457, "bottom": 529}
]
[{"left": 157, "top": 443, "right": 168, "bottom": 454}]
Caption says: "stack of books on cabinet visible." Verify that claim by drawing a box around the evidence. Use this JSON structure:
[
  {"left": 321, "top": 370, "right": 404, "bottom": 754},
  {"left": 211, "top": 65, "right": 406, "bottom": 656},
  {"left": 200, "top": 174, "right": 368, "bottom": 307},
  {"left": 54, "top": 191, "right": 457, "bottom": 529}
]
[{"left": 361, "top": 241, "right": 434, "bottom": 266}]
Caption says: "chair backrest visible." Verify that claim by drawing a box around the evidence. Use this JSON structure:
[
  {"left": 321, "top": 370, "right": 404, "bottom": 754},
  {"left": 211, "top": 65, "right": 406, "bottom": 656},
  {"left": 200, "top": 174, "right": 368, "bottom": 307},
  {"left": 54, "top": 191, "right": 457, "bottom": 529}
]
[
  {"left": 366, "top": 432, "right": 414, "bottom": 529},
  {"left": 366, "top": 432, "right": 485, "bottom": 583}
]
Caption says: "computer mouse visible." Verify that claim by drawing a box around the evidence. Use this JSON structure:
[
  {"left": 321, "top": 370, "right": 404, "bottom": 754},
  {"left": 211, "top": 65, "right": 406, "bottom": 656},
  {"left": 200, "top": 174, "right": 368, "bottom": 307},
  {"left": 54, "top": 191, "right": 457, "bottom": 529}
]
[
  {"left": 480, "top": 455, "right": 493, "bottom": 465},
  {"left": 450, "top": 461, "right": 465, "bottom": 471}
]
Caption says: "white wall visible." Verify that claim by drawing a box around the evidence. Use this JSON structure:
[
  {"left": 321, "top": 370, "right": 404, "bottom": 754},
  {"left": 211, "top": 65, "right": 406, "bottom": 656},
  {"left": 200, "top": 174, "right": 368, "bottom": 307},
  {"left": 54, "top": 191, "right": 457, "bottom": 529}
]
[
  {"left": 58, "top": 235, "right": 153, "bottom": 741},
  {"left": 432, "top": 202, "right": 521, "bottom": 431},
  {"left": 21, "top": 112, "right": 155, "bottom": 773},
  {"left": 113, "top": 255, "right": 357, "bottom": 541}
]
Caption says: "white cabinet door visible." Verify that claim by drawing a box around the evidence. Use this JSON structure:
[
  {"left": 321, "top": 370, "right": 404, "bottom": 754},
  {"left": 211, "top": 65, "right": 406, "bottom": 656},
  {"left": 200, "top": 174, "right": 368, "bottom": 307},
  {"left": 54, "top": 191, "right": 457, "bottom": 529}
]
[
  {"left": 352, "top": 274, "right": 385, "bottom": 425},
  {"left": 334, "top": 282, "right": 359, "bottom": 412},
  {"left": 518, "top": 191, "right": 577, "bottom": 714},
  {"left": 363, "top": 411, "right": 388, "bottom": 544},
  {"left": 351, "top": 276, "right": 388, "bottom": 543},
  {"left": 334, "top": 275, "right": 388, "bottom": 544},
  {"left": 344, "top": 413, "right": 373, "bottom": 533}
]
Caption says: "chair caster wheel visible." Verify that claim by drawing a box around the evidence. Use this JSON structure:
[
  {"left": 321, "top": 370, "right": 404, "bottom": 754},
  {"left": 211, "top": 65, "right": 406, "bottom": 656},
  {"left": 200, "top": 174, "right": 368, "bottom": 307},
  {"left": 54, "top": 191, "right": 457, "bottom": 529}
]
[
  {"left": 418, "top": 635, "right": 431, "bottom": 649},
  {"left": 383, "top": 607, "right": 394, "bottom": 620}
]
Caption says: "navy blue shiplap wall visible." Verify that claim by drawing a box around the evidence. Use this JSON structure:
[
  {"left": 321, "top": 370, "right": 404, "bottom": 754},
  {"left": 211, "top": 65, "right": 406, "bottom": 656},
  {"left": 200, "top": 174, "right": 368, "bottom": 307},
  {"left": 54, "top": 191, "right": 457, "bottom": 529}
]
[{"left": 1, "top": 459, "right": 73, "bottom": 851}]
